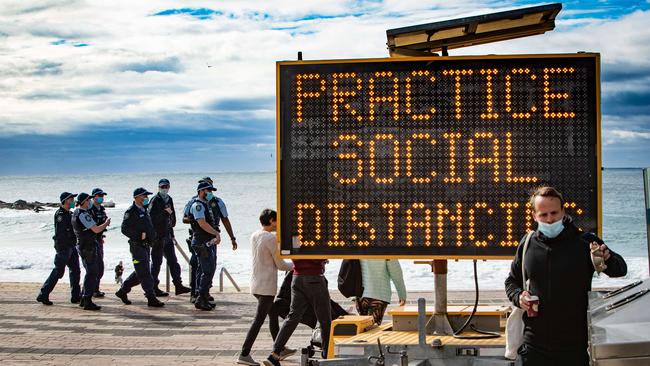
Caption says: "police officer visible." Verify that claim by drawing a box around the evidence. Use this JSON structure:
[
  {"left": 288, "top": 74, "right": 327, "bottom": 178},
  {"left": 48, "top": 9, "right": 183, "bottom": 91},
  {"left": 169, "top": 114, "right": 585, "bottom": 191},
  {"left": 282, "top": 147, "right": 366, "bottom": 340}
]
[
  {"left": 148, "top": 178, "right": 191, "bottom": 296},
  {"left": 37, "top": 192, "right": 81, "bottom": 305},
  {"left": 200, "top": 177, "right": 239, "bottom": 252},
  {"left": 72, "top": 192, "right": 111, "bottom": 311},
  {"left": 114, "top": 188, "right": 164, "bottom": 308},
  {"left": 189, "top": 182, "right": 221, "bottom": 310},
  {"left": 182, "top": 190, "right": 200, "bottom": 304},
  {"left": 88, "top": 188, "right": 108, "bottom": 297}
]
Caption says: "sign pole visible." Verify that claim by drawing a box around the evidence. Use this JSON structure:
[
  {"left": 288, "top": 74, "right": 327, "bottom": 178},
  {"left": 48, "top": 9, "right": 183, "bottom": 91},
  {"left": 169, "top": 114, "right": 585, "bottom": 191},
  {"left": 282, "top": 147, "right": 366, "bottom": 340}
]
[{"left": 432, "top": 259, "right": 454, "bottom": 335}]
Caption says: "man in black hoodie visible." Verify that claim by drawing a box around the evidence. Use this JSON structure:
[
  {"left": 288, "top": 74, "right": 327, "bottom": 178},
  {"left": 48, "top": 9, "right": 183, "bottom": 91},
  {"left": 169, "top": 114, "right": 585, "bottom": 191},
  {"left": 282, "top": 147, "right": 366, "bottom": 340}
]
[{"left": 505, "top": 186, "right": 627, "bottom": 365}]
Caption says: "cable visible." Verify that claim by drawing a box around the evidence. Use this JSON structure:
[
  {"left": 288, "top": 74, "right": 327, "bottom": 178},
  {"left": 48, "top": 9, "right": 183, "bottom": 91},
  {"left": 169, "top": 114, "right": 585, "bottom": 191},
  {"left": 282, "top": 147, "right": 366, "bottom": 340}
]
[{"left": 449, "top": 260, "right": 500, "bottom": 339}]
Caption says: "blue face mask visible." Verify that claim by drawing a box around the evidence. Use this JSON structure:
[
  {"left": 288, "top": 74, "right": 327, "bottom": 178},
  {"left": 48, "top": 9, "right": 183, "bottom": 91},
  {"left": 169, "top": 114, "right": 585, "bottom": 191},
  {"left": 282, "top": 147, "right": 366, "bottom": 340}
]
[
  {"left": 537, "top": 218, "right": 564, "bottom": 238},
  {"left": 96, "top": 197, "right": 104, "bottom": 205},
  {"left": 143, "top": 197, "right": 150, "bottom": 206},
  {"left": 206, "top": 192, "right": 214, "bottom": 201},
  {"left": 69, "top": 201, "right": 75, "bottom": 209}
]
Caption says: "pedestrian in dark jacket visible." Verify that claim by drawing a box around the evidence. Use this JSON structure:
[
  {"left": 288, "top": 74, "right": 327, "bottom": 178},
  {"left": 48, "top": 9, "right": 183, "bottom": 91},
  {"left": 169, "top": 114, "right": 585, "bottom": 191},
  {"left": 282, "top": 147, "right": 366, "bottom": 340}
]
[{"left": 505, "top": 186, "right": 627, "bottom": 366}]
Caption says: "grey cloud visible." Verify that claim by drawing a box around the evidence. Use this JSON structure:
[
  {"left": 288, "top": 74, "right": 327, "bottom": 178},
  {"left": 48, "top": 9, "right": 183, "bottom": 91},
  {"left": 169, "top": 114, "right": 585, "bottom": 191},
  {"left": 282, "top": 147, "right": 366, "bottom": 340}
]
[
  {"left": 118, "top": 57, "right": 183, "bottom": 74},
  {"left": 22, "top": 90, "right": 70, "bottom": 100},
  {"left": 31, "top": 61, "right": 63, "bottom": 76},
  {"left": 75, "top": 86, "right": 112, "bottom": 96},
  {"left": 4, "top": 0, "right": 79, "bottom": 15},
  {"left": 205, "top": 96, "right": 275, "bottom": 112},
  {"left": 602, "top": 63, "right": 650, "bottom": 82},
  {"left": 602, "top": 90, "right": 650, "bottom": 117}
]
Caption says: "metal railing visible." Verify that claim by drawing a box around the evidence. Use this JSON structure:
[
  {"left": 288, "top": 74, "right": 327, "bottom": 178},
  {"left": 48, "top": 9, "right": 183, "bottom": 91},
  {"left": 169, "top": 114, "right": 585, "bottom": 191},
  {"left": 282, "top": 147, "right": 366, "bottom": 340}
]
[{"left": 165, "top": 237, "right": 241, "bottom": 293}]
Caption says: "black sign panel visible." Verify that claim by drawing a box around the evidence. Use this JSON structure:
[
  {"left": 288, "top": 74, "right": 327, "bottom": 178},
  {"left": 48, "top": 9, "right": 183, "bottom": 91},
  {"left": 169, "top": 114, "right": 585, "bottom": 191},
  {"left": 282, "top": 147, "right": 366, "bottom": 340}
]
[{"left": 277, "top": 54, "right": 600, "bottom": 258}]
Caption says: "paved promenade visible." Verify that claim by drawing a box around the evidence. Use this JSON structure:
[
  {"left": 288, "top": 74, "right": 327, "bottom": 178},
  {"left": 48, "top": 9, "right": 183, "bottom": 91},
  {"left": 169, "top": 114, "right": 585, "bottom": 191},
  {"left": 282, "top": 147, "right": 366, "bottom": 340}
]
[{"left": 0, "top": 282, "right": 507, "bottom": 365}]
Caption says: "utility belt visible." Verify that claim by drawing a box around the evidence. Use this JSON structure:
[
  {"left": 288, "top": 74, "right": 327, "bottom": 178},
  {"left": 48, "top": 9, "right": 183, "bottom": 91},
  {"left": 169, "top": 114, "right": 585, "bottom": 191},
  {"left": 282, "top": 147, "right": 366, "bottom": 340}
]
[
  {"left": 128, "top": 239, "right": 151, "bottom": 248},
  {"left": 192, "top": 239, "right": 215, "bottom": 258},
  {"left": 76, "top": 239, "right": 97, "bottom": 260}
]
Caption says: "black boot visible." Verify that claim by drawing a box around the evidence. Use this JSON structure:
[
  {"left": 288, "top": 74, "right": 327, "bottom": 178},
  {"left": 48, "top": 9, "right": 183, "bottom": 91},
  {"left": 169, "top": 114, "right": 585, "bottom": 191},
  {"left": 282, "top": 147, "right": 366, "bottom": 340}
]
[
  {"left": 78, "top": 296, "right": 86, "bottom": 307},
  {"left": 70, "top": 295, "right": 81, "bottom": 304},
  {"left": 174, "top": 283, "right": 191, "bottom": 295},
  {"left": 93, "top": 290, "right": 105, "bottom": 298},
  {"left": 36, "top": 293, "right": 53, "bottom": 306},
  {"left": 83, "top": 296, "right": 101, "bottom": 311},
  {"left": 194, "top": 294, "right": 212, "bottom": 311},
  {"left": 115, "top": 289, "right": 131, "bottom": 305},
  {"left": 190, "top": 295, "right": 197, "bottom": 304},
  {"left": 147, "top": 294, "right": 165, "bottom": 307},
  {"left": 207, "top": 294, "right": 216, "bottom": 308},
  {"left": 154, "top": 288, "right": 169, "bottom": 297}
]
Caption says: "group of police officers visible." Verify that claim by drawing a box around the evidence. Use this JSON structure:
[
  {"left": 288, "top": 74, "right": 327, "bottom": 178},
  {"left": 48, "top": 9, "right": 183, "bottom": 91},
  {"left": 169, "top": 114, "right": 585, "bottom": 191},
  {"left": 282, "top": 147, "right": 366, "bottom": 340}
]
[{"left": 36, "top": 177, "right": 238, "bottom": 311}]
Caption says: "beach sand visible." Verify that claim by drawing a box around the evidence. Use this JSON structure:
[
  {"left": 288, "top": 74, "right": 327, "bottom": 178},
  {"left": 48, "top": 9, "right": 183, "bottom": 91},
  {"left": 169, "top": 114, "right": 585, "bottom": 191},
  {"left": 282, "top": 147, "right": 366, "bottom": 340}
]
[{"left": 0, "top": 282, "right": 508, "bottom": 365}]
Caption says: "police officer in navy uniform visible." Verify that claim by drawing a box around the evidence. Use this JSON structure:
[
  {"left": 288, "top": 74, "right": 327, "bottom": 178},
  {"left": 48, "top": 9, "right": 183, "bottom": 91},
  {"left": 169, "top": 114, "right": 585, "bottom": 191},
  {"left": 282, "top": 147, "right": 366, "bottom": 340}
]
[
  {"left": 88, "top": 188, "right": 108, "bottom": 298},
  {"left": 115, "top": 188, "right": 164, "bottom": 307},
  {"left": 37, "top": 192, "right": 82, "bottom": 305},
  {"left": 72, "top": 192, "right": 111, "bottom": 310},
  {"left": 200, "top": 177, "right": 239, "bottom": 252},
  {"left": 198, "top": 177, "right": 238, "bottom": 307},
  {"left": 182, "top": 189, "right": 199, "bottom": 304},
  {"left": 189, "top": 181, "right": 222, "bottom": 310},
  {"left": 148, "top": 178, "right": 191, "bottom": 296}
]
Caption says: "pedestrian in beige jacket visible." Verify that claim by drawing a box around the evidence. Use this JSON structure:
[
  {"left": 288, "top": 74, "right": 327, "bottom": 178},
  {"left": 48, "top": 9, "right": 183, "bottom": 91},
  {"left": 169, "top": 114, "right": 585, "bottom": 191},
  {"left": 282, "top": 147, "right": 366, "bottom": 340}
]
[{"left": 238, "top": 209, "right": 294, "bottom": 366}]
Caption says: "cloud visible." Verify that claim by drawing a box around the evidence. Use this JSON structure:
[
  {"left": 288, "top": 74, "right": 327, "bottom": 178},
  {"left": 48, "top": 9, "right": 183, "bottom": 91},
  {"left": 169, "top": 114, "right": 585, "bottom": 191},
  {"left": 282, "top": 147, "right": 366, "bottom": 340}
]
[
  {"left": 32, "top": 61, "right": 63, "bottom": 76},
  {"left": 205, "top": 96, "right": 275, "bottom": 112},
  {"left": 152, "top": 8, "right": 223, "bottom": 20},
  {"left": 118, "top": 57, "right": 183, "bottom": 73},
  {"left": 0, "top": 0, "right": 649, "bottom": 172}
]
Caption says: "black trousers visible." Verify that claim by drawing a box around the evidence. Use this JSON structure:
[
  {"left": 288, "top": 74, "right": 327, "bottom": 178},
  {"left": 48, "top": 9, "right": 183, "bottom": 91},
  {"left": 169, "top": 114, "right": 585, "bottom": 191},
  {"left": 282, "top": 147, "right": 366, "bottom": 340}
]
[
  {"left": 272, "top": 275, "right": 331, "bottom": 358},
  {"left": 241, "top": 295, "right": 275, "bottom": 356},
  {"left": 519, "top": 343, "right": 589, "bottom": 366}
]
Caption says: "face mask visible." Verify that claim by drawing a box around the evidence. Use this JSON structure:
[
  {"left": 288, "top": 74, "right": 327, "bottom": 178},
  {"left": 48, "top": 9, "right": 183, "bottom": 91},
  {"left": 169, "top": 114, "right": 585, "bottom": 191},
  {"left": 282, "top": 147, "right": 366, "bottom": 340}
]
[
  {"left": 159, "top": 189, "right": 169, "bottom": 196},
  {"left": 96, "top": 197, "right": 104, "bottom": 205},
  {"left": 69, "top": 201, "right": 75, "bottom": 209},
  {"left": 537, "top": 218, "right": 564, "bottom": 238},
  {"left": 143, "top": 197, "right": 150, "bottom": 206},
  {"left": 206, "top": 192, "right": 214, "bottom": 201}
]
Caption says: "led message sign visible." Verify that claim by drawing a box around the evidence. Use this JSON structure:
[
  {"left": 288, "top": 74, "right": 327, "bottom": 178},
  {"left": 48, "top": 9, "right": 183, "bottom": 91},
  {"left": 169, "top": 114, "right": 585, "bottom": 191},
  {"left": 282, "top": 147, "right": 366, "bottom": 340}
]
[{"left": 277, "top": 54, "right": 600, "bottom": 258}]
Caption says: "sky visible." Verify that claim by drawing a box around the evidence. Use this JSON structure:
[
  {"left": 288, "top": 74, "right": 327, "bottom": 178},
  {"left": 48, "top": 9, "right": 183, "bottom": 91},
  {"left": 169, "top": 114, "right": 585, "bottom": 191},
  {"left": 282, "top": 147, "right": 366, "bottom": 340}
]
[{"left": 0, "top": 0, "right": 649, "bottom": 175}]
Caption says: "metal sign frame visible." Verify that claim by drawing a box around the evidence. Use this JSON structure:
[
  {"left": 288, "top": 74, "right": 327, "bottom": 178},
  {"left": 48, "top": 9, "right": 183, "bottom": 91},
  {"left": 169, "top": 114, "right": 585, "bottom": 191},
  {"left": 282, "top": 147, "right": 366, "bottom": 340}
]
[{"left": 276, "top": 53, "right": 601, "bottom": 259}]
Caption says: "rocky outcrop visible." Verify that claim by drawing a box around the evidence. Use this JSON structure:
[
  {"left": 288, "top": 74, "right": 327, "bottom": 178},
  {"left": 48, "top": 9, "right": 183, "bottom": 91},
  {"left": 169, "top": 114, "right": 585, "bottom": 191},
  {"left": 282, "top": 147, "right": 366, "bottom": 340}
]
[{"left": 0, "top": 200, "right": 59, "bottom": 212}]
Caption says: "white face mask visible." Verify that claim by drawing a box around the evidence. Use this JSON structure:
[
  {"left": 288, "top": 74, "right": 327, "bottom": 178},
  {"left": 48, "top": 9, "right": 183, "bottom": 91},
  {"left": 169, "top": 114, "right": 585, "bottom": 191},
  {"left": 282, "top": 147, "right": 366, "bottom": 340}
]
[
  {"left": 159, "top": 188, "right": 169, "bottom": 196},
  {"left": 537, "top": 218, "right": 564, "bottom": 238}
]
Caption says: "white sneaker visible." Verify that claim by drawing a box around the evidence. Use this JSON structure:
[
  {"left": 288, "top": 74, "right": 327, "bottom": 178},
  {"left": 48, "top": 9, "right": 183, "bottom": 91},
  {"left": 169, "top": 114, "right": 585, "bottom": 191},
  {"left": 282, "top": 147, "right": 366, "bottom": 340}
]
[{"left": 237, "top": 354, "right": 260, "bottom": 366}]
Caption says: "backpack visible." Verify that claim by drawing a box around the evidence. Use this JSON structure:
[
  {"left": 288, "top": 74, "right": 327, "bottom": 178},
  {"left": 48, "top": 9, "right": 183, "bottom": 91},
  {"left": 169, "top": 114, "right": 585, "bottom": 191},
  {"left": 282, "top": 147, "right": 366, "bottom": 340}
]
[{"left": 338, "top": 259, "right": 364, "bottom": 298}]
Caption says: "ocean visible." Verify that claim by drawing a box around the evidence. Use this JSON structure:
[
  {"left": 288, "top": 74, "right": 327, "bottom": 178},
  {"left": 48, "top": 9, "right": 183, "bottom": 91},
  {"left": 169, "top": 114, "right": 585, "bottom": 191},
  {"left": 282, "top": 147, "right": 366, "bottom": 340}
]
[{"left": 0, "top": 169, "right": 647, "bottom": 291}]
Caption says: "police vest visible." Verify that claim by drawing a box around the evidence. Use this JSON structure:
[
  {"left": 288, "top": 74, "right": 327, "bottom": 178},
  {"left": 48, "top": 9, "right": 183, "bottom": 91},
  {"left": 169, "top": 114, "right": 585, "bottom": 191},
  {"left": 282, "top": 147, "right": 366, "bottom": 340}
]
[
  {"left": 72, "top": 209, "right": 95, "bottom": 246},
  {"left": 54, "top": 208, "right": 76, "bottom": 248},
  {"left": 208, "top": 198, "right": 223, "bottom": 228},
  {"left": 189, "top": 199, "right": 216, "bottom": 244},
  {"left": 89, "top": 204, "right": 107, "bottom": 236}
]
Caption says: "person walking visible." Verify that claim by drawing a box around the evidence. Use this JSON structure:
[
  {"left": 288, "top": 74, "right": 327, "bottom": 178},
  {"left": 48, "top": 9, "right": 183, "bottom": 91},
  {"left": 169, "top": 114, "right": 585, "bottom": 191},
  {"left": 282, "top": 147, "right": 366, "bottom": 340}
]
[
  {"left": 36, "top": 192, "right": 81, "bottom": 305},
  {"left": 237, "top": 209, "right": 294, "bottom": 366},
  {"left": 71, "top": 192, "right": 110, "bottom": 310},
  {"left": 505, "top": 186, "right": 627, "bottom": 365},
  {"left": 263, "top": 259, "right": 331, "bottom": 366},
  {"left": 88, "top": 188, "right": 108, "bottom": 298},
  {"left": 114, "top": 187, "right": 164, "bottom": 308},
  {"left": 148, "top": 178, "right": 190, "bottom": 296},
  {"left": 357, "top": 259, "right": 407, "bottom": 325}
]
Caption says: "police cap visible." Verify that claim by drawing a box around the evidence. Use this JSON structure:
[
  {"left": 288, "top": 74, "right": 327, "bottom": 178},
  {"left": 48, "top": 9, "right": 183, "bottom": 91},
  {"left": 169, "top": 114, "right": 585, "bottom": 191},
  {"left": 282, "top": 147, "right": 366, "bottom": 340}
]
[
  {"left": 198, "top": 176, "right": 213, "bottom": 184},
  {"left": 59, "top": 192, "right": 77, "bottom": 203},
  {"left": 76, "top": 192, "right": 91, "bottom": 204},
  {"left": 197, "top": 182, "right": 217, "bottom": 192},
  {"left": 91, "top": 188, "right": 106, "bottom": 197},
  {"left": 158, "top": 178, "right": 170, "bottom": 187},
  {"left": 133, "top": 187, "right": 153, "bottom": 198}
]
